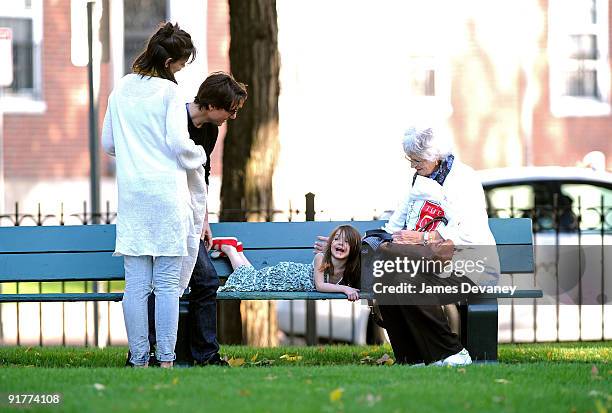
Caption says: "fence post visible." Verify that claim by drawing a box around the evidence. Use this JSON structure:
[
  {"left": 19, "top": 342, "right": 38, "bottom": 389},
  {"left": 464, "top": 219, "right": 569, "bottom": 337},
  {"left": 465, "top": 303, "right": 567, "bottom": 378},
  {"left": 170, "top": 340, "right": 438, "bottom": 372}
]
[
  {"left": 305, "top": 193, "right": 315, "bottom": 221},
  {"left": 305, "top": 192, "right": 317, "bottom": 345}
]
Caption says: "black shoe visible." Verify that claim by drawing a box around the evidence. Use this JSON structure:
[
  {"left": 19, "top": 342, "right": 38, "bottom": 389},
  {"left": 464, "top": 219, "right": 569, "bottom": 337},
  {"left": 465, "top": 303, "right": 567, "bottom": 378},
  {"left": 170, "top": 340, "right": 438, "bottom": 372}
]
[
  {"left": 195, "top": 353, "right": 229, "bottom": 367},
  {"left": 125, "top": 351, "right": 160, "bottom": 367}
]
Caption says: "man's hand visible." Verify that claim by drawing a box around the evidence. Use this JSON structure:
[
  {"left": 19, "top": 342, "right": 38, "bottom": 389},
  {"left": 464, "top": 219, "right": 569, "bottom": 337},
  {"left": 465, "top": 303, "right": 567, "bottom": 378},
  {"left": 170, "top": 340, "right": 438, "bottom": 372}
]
[
  {"left": 391, "top": 230, "right": 424, "bottom": 245},
  {"left": 201, "top": 220, "right": 213, "bottom": 251},
  {"left": 313, "top": 236, "right": 329, "bottom": 254}
]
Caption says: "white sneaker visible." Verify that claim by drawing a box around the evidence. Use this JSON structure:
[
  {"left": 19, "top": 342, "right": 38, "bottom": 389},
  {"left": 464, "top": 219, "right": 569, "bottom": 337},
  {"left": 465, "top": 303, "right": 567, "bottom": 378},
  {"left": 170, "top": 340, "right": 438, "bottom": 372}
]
[{"left": 431, "top": 348, "right": 472, "bottom": 367}]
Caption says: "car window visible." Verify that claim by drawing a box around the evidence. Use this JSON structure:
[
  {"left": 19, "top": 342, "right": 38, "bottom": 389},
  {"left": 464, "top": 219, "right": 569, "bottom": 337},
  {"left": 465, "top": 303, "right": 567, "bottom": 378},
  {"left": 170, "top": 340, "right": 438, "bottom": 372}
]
[
  {"left": 485, "top": 181, "right": 611, "bottom": 233},
  {"left": 485, "top": 182, "right": 572, "bottom": 232},
  {"left": 485, "top": 185, "right": 534, "bottom": 218},
  {"left": 560, "top": 183, "right": 612, "bottom": 231}
]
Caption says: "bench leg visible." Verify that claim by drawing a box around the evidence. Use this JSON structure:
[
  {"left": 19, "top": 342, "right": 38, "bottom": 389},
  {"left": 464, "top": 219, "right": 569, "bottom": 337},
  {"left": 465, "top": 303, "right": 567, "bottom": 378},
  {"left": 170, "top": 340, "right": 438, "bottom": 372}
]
[{"left": 460, "top": 298, "right": 498, "bottom": 362}]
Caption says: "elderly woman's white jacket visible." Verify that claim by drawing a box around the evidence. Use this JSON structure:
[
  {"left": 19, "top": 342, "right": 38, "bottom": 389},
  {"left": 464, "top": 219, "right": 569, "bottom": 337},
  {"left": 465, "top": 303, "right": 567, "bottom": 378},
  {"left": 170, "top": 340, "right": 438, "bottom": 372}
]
[{"left": 383, "top": 159, "right": 500, "bottom": 284}]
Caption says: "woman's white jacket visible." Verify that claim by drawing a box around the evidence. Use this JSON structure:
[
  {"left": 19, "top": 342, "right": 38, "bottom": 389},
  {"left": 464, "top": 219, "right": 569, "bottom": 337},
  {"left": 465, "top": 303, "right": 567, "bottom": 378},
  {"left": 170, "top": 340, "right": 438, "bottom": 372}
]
[{"left": 101, "top": 74, "right": 207, "bottom": 289}]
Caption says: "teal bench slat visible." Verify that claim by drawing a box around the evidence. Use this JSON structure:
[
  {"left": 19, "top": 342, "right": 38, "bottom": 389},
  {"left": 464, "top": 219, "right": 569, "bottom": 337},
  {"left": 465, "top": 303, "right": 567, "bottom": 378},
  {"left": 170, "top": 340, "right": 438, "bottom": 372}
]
[
  {"left": 488, "top": 218, "right": 533, "bottom": 245},
  {"left": 0, "top": 219, "right": 532, "bottom": 254},
  {"left": 0, "top": 289, "right": 542, "bottom": 303},
  {"left": 496, "top": 245, "right": 536, "bottom": 274},
  {"left": 0, "top": 225, "right": 116, "bottom": 253},
  {"left": 0, "top": 252, "right": 124, "bottom": 282},
  {"left": 0, "top": 293, "right": 123, "bottom": 302}
]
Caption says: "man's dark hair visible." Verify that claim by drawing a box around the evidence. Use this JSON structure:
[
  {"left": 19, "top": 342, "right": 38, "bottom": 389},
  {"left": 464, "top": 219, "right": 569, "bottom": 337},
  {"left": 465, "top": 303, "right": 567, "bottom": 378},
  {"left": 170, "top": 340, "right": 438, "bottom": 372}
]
[
  {"left": 132, "top": 22, "right": 196, "bottom": 84},
  {"left": 194, "top": 72, "right": 248, "bottom": 111}
]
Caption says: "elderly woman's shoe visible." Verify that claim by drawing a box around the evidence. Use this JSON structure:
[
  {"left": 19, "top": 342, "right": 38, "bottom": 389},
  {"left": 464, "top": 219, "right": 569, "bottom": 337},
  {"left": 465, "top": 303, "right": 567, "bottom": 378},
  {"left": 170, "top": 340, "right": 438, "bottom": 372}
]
[{"left": 431, "top": 348, "right": 472, "bottom": 367}]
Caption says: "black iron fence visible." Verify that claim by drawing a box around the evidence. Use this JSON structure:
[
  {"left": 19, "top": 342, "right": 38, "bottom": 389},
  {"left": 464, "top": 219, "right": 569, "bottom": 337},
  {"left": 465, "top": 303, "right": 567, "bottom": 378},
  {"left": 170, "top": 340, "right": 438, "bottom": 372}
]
[{"left": 1, "top": 193, "right": 610, "bottom": 347}]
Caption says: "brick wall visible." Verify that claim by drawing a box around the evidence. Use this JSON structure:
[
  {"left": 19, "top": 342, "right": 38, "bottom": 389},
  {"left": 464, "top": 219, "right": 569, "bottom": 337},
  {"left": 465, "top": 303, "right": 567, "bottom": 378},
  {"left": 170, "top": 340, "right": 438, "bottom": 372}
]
[
  {"left": 2, "top": 0, "right": 610, "bottom": 186},
  {"left": 3, "top": 0, "right": 112, "bottom": 180}
]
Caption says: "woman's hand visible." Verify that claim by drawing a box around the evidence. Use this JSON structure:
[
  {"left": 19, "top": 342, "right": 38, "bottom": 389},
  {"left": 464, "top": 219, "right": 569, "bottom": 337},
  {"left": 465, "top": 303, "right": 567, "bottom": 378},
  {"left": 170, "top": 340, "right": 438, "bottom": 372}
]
[
  {"left": 342, "top": 286, "right": 360, "bottom": 301},
  {"left": 201, "top": 220, "right": 213, "bottom": 251},
  {"left": 313, "top": 236, "right": 329, "bottom": 254},
  {"left": 391, "top": 230, "right": 424, "bottom": 245},
  {"left": 431, "top": 239, "right": 455, "bottom": 262}
]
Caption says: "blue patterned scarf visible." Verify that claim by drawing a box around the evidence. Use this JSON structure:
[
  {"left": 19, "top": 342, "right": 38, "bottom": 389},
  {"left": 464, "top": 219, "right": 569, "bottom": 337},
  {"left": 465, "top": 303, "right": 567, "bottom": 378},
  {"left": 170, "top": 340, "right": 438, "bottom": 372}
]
[{"left": 411, "top": 154, "right": 455, "bottom": 186}]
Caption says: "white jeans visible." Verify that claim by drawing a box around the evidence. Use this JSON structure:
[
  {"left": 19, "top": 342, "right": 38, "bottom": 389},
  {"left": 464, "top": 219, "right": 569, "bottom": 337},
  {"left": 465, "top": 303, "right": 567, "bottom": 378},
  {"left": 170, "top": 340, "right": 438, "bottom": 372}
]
[{"left": 122, "top": 255, "right": 182, "bottom": 365}]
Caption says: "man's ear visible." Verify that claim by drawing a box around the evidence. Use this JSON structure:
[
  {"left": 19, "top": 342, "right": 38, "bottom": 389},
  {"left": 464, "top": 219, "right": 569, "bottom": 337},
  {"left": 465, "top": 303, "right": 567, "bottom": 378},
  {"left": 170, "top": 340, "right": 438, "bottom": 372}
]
[{"left": 164, "top": 58, "right": 173, "bottom": 68}]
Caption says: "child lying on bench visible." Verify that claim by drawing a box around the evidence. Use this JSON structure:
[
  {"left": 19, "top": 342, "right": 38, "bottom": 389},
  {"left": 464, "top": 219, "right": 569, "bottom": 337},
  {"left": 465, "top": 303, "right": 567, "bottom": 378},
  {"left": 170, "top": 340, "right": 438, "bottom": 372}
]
[{"left": 215, "top": 225, "right": 361, "bottom": 301}]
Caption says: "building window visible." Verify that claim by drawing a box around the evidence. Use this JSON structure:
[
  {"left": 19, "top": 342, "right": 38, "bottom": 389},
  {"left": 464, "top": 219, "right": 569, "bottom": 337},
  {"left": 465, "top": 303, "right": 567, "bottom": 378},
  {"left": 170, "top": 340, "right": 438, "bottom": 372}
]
[
  {"left": 0, "top": 0, "right": 44, "bottom": 112},
  {"left": 123, "top": 0, "right": 168, "bottom": 75},
  {"left": 405, "top": 55, "right": 451, "bottom": 118},
  {"left": 549, "top": 0, "right": 610, "bottom": 116}
]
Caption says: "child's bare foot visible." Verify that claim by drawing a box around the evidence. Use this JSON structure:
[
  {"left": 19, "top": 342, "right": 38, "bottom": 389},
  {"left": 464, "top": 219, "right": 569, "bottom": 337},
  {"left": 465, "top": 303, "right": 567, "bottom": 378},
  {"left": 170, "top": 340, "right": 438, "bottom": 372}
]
[
  {"left": 220, "top": 244, "right": 238, "bottom": 254},
  {"left": 160, "top": 361, "right": 173, "bottom": 368}
]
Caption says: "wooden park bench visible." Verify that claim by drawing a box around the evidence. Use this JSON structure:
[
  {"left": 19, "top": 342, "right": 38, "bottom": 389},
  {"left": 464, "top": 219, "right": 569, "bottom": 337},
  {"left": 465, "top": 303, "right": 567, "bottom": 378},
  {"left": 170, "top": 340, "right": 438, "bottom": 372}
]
[{"left": 0, "top": 218, "right": 540, "bottom": 362}]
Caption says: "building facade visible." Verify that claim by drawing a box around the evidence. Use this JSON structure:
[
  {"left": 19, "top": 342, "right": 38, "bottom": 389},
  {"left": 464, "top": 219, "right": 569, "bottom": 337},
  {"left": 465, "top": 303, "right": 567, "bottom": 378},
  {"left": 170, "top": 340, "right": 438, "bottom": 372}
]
[{"left": 0, "top": 0, "right": 610, "bottom": 219}]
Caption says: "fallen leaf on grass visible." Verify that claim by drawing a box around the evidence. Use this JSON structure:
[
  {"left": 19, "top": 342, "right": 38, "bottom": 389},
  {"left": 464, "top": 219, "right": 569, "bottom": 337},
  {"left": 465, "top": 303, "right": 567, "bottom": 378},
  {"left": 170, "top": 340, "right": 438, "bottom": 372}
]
[
  {"left": 251, "top": 353, "right": 258, "bottom": 362},
  {"left": 227, "top": 358, "right": 245, "bottom": 367},
  {"left": 457, "top": 368, "right": 466, "bottom": 374},
  {"left": 594, "top": 399, "right": 607, "bottom": 413},
  {"left": 93, "top": 383, "right": 106, "bottom": 391},
  {"left": 264, "top": 375, "right": 277, "bottom": 381},
  {"left": 360, "top": 356, "right": 375, "bottom": 365},
  {"left": 239, "top": 389, "right": 251, "bottom": 397},
  {"left": 172, "top": 377, "right": 179, "bottom": 385},
  {"left": 376, "top": 354, "right": 394, "bottom": 366},
  {"left": 279, "top": 354, "right": 302, "bottom": 361},
  {"left": 329, "top": 388, "right": 344, "bottom": 402},
  {"left": 250, "top": 359, "right": 275, "bottom": 366},
  {"left": 495, "top": 379, "right": 510, "bottom": 384},
  {"left": 362, "top": 394, "right": 381, "bottom": 407}
]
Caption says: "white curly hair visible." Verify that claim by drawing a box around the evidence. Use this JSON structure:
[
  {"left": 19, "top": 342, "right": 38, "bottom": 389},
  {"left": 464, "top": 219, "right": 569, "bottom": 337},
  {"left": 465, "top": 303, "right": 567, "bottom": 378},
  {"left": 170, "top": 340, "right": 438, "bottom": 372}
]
[{"left": 402, "top": 126, "right": 453, "bottom": 162}]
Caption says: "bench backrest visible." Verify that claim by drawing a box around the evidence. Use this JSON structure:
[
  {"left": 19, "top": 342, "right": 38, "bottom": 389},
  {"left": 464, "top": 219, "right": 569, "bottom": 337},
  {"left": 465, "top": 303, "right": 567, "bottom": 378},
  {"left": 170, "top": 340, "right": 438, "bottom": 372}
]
[{"left": 0, "top": 218, "right": 533, "bottom": 282}]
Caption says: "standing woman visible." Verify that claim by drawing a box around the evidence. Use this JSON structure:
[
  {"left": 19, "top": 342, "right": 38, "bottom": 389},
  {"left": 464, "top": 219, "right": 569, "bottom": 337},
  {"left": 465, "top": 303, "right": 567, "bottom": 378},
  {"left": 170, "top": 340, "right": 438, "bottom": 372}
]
[{"left": 101, "top": 22, "right": 207, "bottom": 368}]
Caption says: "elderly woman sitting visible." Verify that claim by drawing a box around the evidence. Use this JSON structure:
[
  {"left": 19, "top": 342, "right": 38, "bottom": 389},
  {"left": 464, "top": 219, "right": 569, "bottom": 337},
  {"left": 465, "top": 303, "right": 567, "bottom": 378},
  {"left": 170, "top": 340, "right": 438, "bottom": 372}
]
[{"left": 374, "top": 125, "right": 499, "bottom": 367}]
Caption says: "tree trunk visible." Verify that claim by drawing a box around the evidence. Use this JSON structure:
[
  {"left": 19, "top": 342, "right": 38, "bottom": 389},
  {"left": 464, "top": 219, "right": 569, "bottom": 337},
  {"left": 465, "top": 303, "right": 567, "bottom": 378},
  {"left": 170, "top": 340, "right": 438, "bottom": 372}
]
[{"left": 218, "top": 0, "right": 280, "bottom": 346}]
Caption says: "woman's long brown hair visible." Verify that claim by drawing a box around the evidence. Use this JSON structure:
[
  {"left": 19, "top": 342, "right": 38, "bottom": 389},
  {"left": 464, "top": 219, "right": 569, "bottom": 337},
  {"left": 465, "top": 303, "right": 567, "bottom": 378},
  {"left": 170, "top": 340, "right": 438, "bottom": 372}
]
[
  {"left": 132, "top": 22, "right": 196, "bottom": 84},
  {"left": 318, "top": 225, "right": 362, "bottom": 288}
]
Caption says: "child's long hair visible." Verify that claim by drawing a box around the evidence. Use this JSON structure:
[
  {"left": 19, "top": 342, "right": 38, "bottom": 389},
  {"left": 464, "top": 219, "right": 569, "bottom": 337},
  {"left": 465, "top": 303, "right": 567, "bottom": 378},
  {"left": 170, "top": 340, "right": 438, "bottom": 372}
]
[
  {"left": 319, "top": 225, "right": 362, "bottom": 288},
  {"left": 132, "top": 22, "right": 196, "bottom": 84}
]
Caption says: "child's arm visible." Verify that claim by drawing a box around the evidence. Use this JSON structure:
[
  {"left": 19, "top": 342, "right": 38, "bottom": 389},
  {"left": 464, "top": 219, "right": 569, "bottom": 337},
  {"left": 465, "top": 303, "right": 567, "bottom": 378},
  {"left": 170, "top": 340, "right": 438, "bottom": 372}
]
[{"left": 313, "top": 254, "right": 360, "bottom": 301}]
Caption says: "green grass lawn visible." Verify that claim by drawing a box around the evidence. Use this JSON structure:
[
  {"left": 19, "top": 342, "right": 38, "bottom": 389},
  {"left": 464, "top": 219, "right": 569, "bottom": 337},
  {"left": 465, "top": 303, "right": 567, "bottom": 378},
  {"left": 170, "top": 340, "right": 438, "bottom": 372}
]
[{"left": 0, "top": 343, "right": 610, "bottom": 413}]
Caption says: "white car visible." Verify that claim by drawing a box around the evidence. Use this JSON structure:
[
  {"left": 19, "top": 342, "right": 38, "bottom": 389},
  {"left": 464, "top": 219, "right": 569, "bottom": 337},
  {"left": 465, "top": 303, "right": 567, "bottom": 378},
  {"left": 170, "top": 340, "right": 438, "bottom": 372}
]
[
  {"left": 478, "top": 166, "right": 612, "bottom": 341},
  {"left": 477, "top": 166, "right": 612, "bottom": 237}
]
